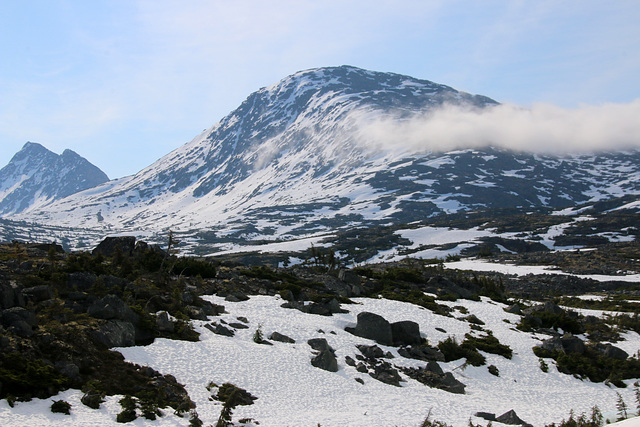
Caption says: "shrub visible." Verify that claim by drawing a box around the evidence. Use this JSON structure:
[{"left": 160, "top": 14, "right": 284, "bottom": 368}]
[
  {"left": 437, "top": 336, "right": 486, "bottom": 367},
  {"left": 117, "top": 395, "right": 138, "bottom": 423},
  {"left": 465, "top": 332, "right": 513, "bottom": 359},
  {"left": 488, "top": 365, "right": 500, "bottom": 376},
  {"left": 50, "top": 400, "right": 71, "bottom": 415},
  {"left": 539, "top": 358, "right": 549, "bottom": 373}
]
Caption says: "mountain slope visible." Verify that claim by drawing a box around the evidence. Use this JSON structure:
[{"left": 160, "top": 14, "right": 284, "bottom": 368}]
[
  {"left": 7, "top": 66, "right": 640, "bottom": 250},
  {"left": 0, "top": 142, "right": 109, "bottom": 215}
]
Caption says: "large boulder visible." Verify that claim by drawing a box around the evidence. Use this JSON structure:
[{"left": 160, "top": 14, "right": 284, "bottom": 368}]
[
  {"left": 539, "top": 335, "right": 585, "bottom": 355},
  {"left": 1, "top": 307, "right": 37, "bottom": 337},
  {"left": 92, "top": 236, "right": 137, "bottom": 257},
  {"left": 391, "top": 320, "right": 422, "bottom": 346},
  {"left": 22, "top": 285, "right": 54, "bottom": 303},
  {"left": 345, "top": 312, "right": 393, "bottom": 346},
  {"left": 91, "top": 320, "right": 136, "bottom": 347},
  {"left": 87, "top": 295, "right": 138, "bottom": 324}
]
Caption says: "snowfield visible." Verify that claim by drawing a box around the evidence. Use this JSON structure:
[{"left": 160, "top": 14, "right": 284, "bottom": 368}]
[{"left": 2, "top": 294, "right": 638, "bottom": 426}]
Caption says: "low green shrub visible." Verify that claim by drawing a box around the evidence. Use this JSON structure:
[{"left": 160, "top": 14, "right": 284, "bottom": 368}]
[{"left": 50, "top": 400, "right": 71, "bottom": 415}]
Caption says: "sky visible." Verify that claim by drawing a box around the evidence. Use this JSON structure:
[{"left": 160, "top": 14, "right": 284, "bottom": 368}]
[{"left": 1, "top": 1, "right": 639, "bottom": 179}]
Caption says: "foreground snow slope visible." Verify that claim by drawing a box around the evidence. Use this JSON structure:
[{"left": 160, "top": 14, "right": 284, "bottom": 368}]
[{"left": 1, "top": 295, "right": 638, "bottom": 426}]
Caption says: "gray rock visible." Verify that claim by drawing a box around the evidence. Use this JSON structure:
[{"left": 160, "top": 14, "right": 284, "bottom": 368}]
[
  {"left": 156, "top": 311, "right": 175, "bottom": 333},
  {"left": 391, "top": 320, "right": 422, "bottom": 346},
  {"left": 204, "top": 323, "right": 235, "bottom": 337},
  {"left": 91, "top": 320, "right": 136, "bottom": 347},
  {"left": 269, "top": 331, "right": 295, "bottom": 343},
  {"left": 426, "top": 361, "right": 444, "bottom": 375},
  {"left": 0, "top": 281, "right": 24, "bottom": 309},
  {"left": 310, "top": 348, "right": 338, "bottom": 372},
  {"left": 440, "top": 372, "right": 466, "bottom": 394},
  {"left": 496, "top": 409, "right": 531, "bottom": 426},
  {"left": 505, "top": 304, "right": 522, "bottom": 315},
  {"left": 92, "top": 236, "right": 136, "bottom": 257},
  {"left": 345, "top": 312, "right": 393, "bottom": 346},
  {"left": 598, "top": 343, "right": 628, "bottom": 360},
  {"left": 2, "top": 306, "right": 37, "bottom": 327},
  {"left": 475, "top": 412, "right": 496, "bottom": 421},
  {"left": 22, "top": 285, "right": 54, "bottom": 303},
  {"left": 87, "top": 295, "right": 138, "bottom": 324},
  {"left": 308, "top": 338, "right": 338, "bottom": 372}
]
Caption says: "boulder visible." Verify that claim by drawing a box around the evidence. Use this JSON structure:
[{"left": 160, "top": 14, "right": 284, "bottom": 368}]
[
  {"left": 92, "top": 236, "right": 137, "bottom": 257},
  {"left": 269, "top": 332, "right": 295, "bottom": 343},
  {"left": 204, "top": 323, "right": 235, "bottom": 337},
  {"left": 356, "top": 344, "right": 387, "bottom": 360},
  {"left": 345, "top": 312, "right": 393, "bottom": 346},
  {"left": 505, "top": 304, "right": 522, "bottom": 315},
  {"left": 0, "top": 281, "right": 24, "bottom": 309},
  {"left": 308, "top": 338, "right": 338, "bottom": 372},
  {"left": 87, "top": 295, "right": 138, "bottom": 324},
  {"left": 22, "top": 285, "right": 54, "bottom": 303},
  {"left": 596, "top": 343, "right": 628, "bottom": 360},
  {"left": 91, "top": 320, "right": 136, "bottom": 347},
  {"left": 398, "top": 344, "right": 445, "bottom": 362},
  {"left": 496, "top": 409, "right": 531, "bottom": 426},
  {"left": 539, "top": 335, "right": 585, "bottom": 355},
  {"left": 156, "top": 311, "right": 175, "bottom": 333},
  {"left": 475, "top": 412, "right": 496, "bottom": 421},
  {"left": 391, "top": 320, "right": 422, "bottom": 346}
]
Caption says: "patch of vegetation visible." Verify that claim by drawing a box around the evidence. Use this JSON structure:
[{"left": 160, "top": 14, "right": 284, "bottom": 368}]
[
  {"left": 533, "top": 347, "right": 640, "bottom": 386},
  {"left": 543, "top": 405, "right": 603, "bottom": 426},
  {"left": 0, "top": 353, "right": 70, "bottom": 399},
  {"left": 517, "top": 311, "right": 584, "bottom": 335},
  {"left": 50, "top": 400, "right": 71, "bottom": 415},
  {"left": 437, "top": 336, "right": 486, "bottom": 367}
]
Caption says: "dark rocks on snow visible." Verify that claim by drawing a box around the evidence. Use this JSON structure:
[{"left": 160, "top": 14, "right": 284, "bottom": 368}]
[
  {"left": 308, "top": 338, "right": 338, "bottom": 372},
  {"left": 345, "top": 312, "right": 393, "bottom": 346},
  {"left": 475, "top": 412, "right": 496, "bottom": 421},
  {"left": 346, "top": 312, "right": 423, "bottom": 347},
  {"left": 399, "top": 364, "right": 466, "bottom": 394},
  {"left": 390, "top": 320, "right": 422, "bottom": 346},
  {"left": 496, "top": 409, "right": 532, "bottom": 426},
  {"left": 204, "top": 322, "right": 235, "bottom": 337},
  {"left": 397, "top": 344, "right": 445, "bottom": 362},
  {"left": 269, "top": 331, "right": 295, "bottom": 343},
  {"left": 281, "top": 298, "right": 347, "bottom": 316}
]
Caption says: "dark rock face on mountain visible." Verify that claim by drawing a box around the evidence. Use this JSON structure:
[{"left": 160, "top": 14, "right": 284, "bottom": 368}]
[{"left": 0, "top": 142, "right": 109, "bottom": 215}]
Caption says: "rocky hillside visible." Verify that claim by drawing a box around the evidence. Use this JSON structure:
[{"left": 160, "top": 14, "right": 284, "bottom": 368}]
[{"left": 0, "top": 237, "right": 639, "bottom": 425}]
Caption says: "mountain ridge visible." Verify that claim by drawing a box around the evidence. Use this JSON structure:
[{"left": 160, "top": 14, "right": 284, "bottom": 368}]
[
  {"left": 2, "top": 66, "right": 640, "bottom": 252},
  {"left": 0, "top": 142, "right": 109, "bottom": 216}
]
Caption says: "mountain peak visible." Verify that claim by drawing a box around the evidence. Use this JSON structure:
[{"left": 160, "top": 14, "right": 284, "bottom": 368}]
[{"left": 0, "top": 143, "right": 109, "bottom": 215}]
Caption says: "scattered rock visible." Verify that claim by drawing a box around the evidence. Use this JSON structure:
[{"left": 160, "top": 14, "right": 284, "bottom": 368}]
[
  {"left": 496, "top": 409, "right": 532, "bottom": 426},
  {"left": 92, "top": 236, "right": 137, "bottom": 257},
  {"left": 204, "top": 323, "right": 235, "bottom": 337},
  {"left": 269, "top": 331, "right": 295, "bottom": 343},
  {"left": 475, "top": 412, "right": 496, "bottom": 421},
  {"left": 308, "top": 338, "right": 338, "bottom": 372}
]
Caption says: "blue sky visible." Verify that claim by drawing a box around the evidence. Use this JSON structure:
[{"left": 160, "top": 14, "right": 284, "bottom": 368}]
[{"left": 1, "top": 1, "right": 639, "bottom": 179}]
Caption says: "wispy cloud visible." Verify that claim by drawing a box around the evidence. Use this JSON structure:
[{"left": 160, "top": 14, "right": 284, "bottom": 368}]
[{"left": 354, "top": 100, "right": 640, "bottom": 153}]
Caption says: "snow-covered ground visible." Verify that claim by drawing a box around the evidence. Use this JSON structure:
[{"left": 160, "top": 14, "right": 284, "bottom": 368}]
[
  {"left": 2, "top": 294, "right": 638, "bottom": 426},
  {"left": 444, "top": 259, "right": 640, "bottom": 282}
]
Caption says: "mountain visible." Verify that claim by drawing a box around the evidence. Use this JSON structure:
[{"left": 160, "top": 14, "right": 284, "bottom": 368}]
[
  {"left": 0, "top": 142, "right": 109, "bottom": 216},
  {"left": 4, "top": 66, "right": 640, "bottom": 252}
]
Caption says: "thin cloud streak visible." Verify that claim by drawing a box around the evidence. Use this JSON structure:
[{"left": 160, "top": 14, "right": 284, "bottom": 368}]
[{"left": 355, "top": 100, "right": 640, "bottom": 153}]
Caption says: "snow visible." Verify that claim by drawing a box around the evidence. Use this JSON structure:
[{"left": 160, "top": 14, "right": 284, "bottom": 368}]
[
  {"left": 2, "top": 294, "right": 638, "bottom": 426},
  {"left": 445, "top": 259, "right": 640, "bottom": 282}
]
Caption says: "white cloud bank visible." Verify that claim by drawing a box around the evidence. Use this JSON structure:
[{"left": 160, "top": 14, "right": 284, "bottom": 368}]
[{"left": 355, "top": 100, "right": 640, "bottom": 153}]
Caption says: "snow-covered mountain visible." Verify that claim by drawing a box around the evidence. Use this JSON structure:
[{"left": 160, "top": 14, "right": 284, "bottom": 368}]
[
  {"left": 4, "top": 66, "right": 640, "bottom": 249},
  {"left": 0, "top": 142, "right": 109, "bottom": 215}
]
